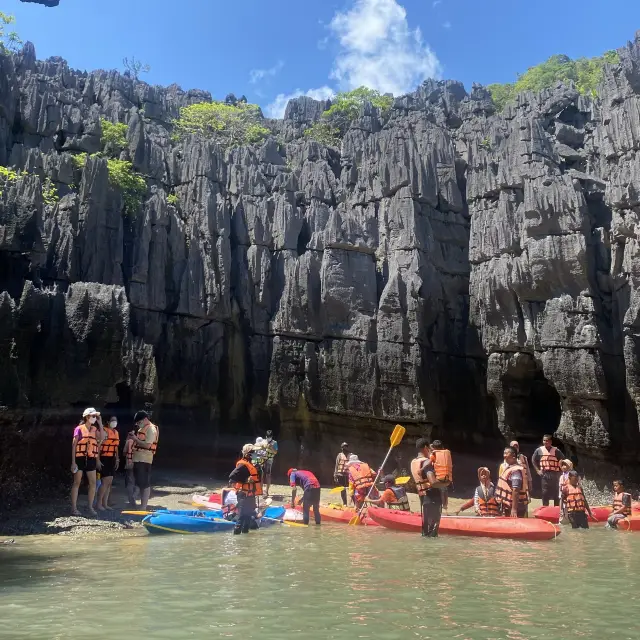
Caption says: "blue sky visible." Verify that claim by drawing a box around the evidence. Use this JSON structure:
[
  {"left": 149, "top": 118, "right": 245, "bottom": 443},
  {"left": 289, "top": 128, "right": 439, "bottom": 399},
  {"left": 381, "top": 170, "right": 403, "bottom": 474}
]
[{"left": 4, "top": 0, "right": 639, "bottom": 117}]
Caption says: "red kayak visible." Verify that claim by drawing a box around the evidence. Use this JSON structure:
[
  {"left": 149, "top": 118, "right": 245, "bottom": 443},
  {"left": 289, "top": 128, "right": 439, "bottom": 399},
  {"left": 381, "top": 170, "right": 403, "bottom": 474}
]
[
  {"left": 295, "top": 504, "right": 379, "bottom": 526},
  {"left": 367, "top": 506, "right": 560, "bottom": 541},
  {"left": 533, "top": 502, "right": 640, "bottom": 524},
  {"left": 619, "top": 516, "right": 640, "bottom": 532}
]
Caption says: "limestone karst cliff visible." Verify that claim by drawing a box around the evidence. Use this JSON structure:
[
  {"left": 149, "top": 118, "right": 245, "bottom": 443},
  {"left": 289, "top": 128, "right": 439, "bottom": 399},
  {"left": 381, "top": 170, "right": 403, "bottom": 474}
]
[{"left": 2, "top": 33, "right": 640, "bottom": 502}]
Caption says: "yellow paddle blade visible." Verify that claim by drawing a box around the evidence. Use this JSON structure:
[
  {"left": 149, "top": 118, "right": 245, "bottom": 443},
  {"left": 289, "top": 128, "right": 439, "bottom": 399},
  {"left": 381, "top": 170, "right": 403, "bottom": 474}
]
[
  {"left": 390, "top": 424, "right": 406, "bottom": 448},
  {"left": 283, "top": 521, "right": 307, "bottom": 527},
  {"left": 348, "top": 513, "right": 363, "bottom": 525},
  {"left": 395, "top": 476, "right": 411, "bottom": 484},
  {"left": 122, "top": 510, "right": 153, "bottom": 516},
  {"left": 329, "top": 486, "right": 346, "bottom": 494}
]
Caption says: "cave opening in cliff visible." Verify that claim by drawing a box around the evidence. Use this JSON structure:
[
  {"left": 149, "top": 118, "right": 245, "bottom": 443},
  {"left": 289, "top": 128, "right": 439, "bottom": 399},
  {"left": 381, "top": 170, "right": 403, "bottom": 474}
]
[{"left": 502, "top": 359, "right": 562, "bottom": 448}]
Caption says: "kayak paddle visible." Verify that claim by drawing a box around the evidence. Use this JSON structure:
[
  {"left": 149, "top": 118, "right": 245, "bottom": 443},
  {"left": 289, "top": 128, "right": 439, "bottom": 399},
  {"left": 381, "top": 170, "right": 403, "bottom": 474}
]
[
  {"left": 395, "top": 476, "right": 410, "bottom": 484},
  {"left": 122, "top": 510, "right": 154, "bottom": 516},
  {"left": 329, "top": 486, "right": 347, "bottom": 494},
  {"left": 349, "top": 424, "right": 406, "bottom": 525}
]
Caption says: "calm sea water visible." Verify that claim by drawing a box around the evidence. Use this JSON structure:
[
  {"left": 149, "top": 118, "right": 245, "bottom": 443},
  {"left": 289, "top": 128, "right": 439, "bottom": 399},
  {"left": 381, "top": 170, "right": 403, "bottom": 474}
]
[{"left": 0, "top": 523, "right": 638, "bottom": 640}]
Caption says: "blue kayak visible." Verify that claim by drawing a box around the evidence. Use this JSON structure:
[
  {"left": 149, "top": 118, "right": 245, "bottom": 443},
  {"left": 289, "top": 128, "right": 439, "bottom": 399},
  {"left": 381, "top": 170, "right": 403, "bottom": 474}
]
[{"left": 142, "top": 512, "right": 235, "bottom": 534}]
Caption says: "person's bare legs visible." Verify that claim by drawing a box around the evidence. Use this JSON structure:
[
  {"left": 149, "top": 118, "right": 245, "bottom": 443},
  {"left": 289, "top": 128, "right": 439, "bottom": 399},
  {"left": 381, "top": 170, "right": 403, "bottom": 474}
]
[
  {"left": 105, "top": 477, "right": 115, "bottom": 508},
  {"left": 97, "top": 476, "right": 113, "bottom": 510},
  {"left": 86, "top": 471, "right": 97, "bottom": 516},
  {"left": 141, "top": 487, "right": 151, "bottom": 511},
  {"left": 71, "top": 471, "right": 83, "bottom": 515}
]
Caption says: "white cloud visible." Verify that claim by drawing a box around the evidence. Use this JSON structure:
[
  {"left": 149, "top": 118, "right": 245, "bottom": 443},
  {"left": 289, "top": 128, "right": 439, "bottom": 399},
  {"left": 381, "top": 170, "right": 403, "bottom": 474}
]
[
  {"left": 442, "top": 20, "right": 451, "bottom": 29},
  {"left": 328, "top": 0, "right": 441, "bottom": 96},
  {"left": 249, "top": 60, "right": 284, "bottom": 84},
  {"left": 264, "top": 86, "right": 335, "bottom": 119}
]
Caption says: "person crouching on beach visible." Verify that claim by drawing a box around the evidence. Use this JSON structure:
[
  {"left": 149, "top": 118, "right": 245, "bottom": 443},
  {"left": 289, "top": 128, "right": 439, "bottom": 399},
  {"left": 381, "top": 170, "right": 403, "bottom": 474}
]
[{"left": 71, "top": 408, "right": 104, "bottom": 516}]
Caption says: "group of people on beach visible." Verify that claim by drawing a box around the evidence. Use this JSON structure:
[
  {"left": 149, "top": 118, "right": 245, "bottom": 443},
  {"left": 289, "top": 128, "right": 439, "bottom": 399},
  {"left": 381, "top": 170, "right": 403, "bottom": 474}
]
[
  {"left": 71, "top": 407, "right": 633, "bottom": 538},
  {"left": 71, "top": 407, "right": 158, "bottom": 515}
]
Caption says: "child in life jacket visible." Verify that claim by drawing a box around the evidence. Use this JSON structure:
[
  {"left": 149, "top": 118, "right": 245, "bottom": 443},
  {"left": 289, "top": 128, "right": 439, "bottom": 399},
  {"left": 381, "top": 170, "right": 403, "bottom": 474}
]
[
  {"left": 561, "top": 470, "right": 595, "bottom": 529},
  {"left": 430, "top": 441, "right": 453, "bottom": 511},
  {"left": 607, "top": 479, "right": 632, "bottom": 529}
]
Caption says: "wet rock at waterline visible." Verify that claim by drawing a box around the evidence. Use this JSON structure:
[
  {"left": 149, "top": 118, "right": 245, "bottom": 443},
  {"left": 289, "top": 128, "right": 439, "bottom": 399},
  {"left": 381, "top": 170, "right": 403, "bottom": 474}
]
[{"left": 3, "top": 33, "right": 640, "bottom": 503}]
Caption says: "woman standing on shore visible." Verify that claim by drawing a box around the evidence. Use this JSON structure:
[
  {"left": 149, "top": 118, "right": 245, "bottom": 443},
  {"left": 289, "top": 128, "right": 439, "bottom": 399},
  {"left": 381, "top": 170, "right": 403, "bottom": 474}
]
[{"left": 71, "top": 408, "right": 104, "bottom": 516}]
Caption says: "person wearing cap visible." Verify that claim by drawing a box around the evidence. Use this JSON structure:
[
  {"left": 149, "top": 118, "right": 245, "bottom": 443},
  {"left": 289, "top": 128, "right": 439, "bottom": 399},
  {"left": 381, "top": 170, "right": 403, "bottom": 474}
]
[
  {"left": 130, "top": 410, "right": 159, "bottom": 510},
  {"left": 334, "top": 442, "right": 350, "bottom": 506},
  {"left": 229, "top": 444, "right": 263, "bottom": 534},
  {"left": 288, "top": 468, "right": 321, "bottom": 524},
  {"left": 456, "top": 467, "right": 499, "bottom": 517},
  {"left": 71, "top": 407, "right": 105, "bottom": 516},
  {"left": 500, "top": 440, "right": 532, "bottom": 516},
  {"left": 366, "top": 475, "right": 410, "bottom": 511},
  {"left": 262, "top": 430, "right": 278, "bottom": 496}
]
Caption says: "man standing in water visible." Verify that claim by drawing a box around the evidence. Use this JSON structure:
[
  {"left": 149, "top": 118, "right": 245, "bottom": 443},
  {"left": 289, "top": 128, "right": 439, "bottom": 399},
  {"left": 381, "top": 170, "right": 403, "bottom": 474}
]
[
  {"left": 334, "top": 442, "right": 350, "bottom": 506},
  {"left": 289, "top": 468, "right": 321, "bottom": 525},
  {"left": 532, "top": 434, "right": 565, "bottom": 507},
  {"left": 229, "top": 444, "right": 262, "bottom": 534},
  {"left": 131, "top": 411, "right": 159, "bottom": 510},
  {"left": 410, "top": 438, "right": 445, "bottom": 537}
]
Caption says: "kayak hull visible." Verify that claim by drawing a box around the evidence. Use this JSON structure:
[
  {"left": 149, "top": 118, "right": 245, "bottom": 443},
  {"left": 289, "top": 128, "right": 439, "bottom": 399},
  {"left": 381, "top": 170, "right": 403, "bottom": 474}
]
[
  {"left": 295, "top": 505, "right": 379, "bottom": 526},
  {"left": 534, "top": 503, "right": 640, "bottom": 524},
  {"left": 367, "top": 506, "right": 560, "bottom": 541},
  {"left": 142, "top": 513, "right": 235, "bottom": 535}
]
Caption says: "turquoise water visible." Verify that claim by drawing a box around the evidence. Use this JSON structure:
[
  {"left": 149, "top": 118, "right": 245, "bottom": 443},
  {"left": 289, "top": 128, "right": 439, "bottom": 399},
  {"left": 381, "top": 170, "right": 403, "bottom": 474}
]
[{"left": 0, "top": 523, "right": 638, "bottom": 639}]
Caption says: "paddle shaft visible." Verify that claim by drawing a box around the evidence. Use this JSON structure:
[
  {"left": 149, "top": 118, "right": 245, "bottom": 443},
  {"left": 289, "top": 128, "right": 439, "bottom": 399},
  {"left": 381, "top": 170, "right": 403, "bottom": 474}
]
[{"left": 355, "top": 445, "right": 395, "bottom": 521}]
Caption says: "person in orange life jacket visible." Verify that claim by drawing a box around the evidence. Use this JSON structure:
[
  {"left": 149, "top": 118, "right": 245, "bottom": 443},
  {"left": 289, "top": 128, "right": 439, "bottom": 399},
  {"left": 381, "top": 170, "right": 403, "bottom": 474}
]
[
  {"left": 607, "top": 480, "right": 632, "bottom": 529},
  {"left": 561, "top": 470, "right": 595, "bottom": 529},
  {"left": 558, "top": 459, "right": 574, "bottom": 521},
  {"left": 96, "top": 415, "right": 120, "bottom": 511},
  {"left": 531, "top": 434, "right": 565, "bottom": 507},
  {"left": 229, "top": 444, "right": 262, "bottom": 534},
  {"left": 411, "top": 438, "right": 446, "bottom": 537},
  {"left": 495, "top": 446, "right": 530, "bottom": 518},
  {"left": 289, "top": 468, "right": 321, "bottom": 524},
  {"left": 430, "top": 440, "right": 449, "bottom": 511},
  {"left": 122, "top": 429, "right": 138, "bottom": 507},
  {"left": 130, "top": 410, "right": 159, "bottom": 510},
  {"left": 366, "top": 475, "right": 411, "bottom": 511},
  {"left": 347, "top": 455, "right": 378, "bottom": 509},
  {"left": 334, "top": 442, "right": 350, "bottom": 506},
  {"left": 71, "top": 407, "right": 105, "bottom": 516},
  {"left": 456, "top": 467, "right": 499, "bottom": 516}
]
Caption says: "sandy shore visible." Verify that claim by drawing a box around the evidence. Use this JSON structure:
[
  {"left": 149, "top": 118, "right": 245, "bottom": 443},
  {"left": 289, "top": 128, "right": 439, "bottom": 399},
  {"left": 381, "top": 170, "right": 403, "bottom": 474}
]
[{"left": 0, "top": 468, "right": 566, "bottom": 540}]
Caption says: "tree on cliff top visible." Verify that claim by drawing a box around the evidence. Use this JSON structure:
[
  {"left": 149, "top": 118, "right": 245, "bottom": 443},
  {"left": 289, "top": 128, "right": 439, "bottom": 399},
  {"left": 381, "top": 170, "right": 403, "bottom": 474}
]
[
  {"left": 0, "top": 12, "right": 22, "bottom": 53},
  {"left": 304, "top": 86, "right": 394, "bottom": 147},
  {"left": 123, "top": 56, "right": 151, "bottom": 80},
  {"left": 488, "top": 50, "right": 620, "bottom": 110},
  {"left": 172, "top": 101, "right": 270, "bottom": 148}
]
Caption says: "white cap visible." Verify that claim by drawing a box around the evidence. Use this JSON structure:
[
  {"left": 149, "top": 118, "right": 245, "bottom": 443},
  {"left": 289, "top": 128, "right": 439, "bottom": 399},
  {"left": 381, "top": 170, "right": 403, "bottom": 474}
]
[
  {"left": 242, "top": 444, "right": 255, "bottom": 456},
  {"left": 347, "top": 454, "right": 360, "bottom": 465},
  {"left": 82, "top": 407, "right": 98, "bottom": 418},
  {"left": 255, "top": 437, "right": 265, "bottom": 446}
]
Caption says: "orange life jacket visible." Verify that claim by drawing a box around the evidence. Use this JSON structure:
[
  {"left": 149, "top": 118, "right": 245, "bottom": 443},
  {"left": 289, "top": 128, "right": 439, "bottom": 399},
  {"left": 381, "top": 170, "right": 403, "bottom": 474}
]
[
  {"left": 133, "top": 422, "right": 158, "bottom": 456},
  {"left": 349, "top": 462, "right": 374, "bottom": 493},
  {"left": 613, "top": 491, "right": 632, "bottom": 516},
  {"left": 335, "top": 453, "right": 348, "bottom": 475},
  {"left": 537, "top": 446, "right": 561, "bottom": 473},
  {"left": 564, "top": 484, "right": 586, "bottom": 513},
  {"left": 476, "top": 484, "right": 500, "bottom": 516},
  {"left": 430, "top": 449, "right": 453, "bottom": 485},
  {"left": 100, "top": 427, "right": 119, "bottom": 457},
  {"left": 234, "top": 459, "right": 263, "bottom": 497},
  {"left": 495, "top": 464, "right": 530, "bottom": 512},
  {"left": 410, "top": 456, "right": 431, "bottom": 496},
  {"left": 386, "top": 486, "right": 411, "bottom": 511},
  {"left": 75, "top": 424, "right": 98, "bottom": 458}
]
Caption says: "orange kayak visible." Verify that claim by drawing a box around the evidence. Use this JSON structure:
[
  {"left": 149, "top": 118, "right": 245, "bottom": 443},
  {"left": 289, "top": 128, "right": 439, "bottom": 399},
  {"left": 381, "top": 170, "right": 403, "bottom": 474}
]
[
  {"left": 295, "top": 504, "right": 379, "bottom": 526},
  {"left": 367, "top": 506, "right": 560, "bottom": 541},
  {"left": 533, "top": 502, "right": 640, "bottom": 524},
  {"left": 618, "top": 516, "right": 640, "bottom": 531}
]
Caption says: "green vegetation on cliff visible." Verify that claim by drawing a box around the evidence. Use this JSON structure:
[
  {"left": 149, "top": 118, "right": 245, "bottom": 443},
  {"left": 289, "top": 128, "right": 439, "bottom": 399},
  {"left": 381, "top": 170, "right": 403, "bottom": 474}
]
[
  {"left": 100, "top": 119, "right": 128, "bottom": 154},
  {"left": 488, "top": 51, "right": 620, "bottom": 110},
  {"left": 172, "top": 101, "right": 270, "bottom": 148},
  {"left": 0, "top": 165, "right": 58, "bottom": 205},
  {"left": 106, "top": 159, "right": 146, "bottom": 214},
  {"left": 0, "top": 12, "right": 21, "bottom": 53},
  {"left": 304, "top": 87, "right": 393, "bottom": 146}
]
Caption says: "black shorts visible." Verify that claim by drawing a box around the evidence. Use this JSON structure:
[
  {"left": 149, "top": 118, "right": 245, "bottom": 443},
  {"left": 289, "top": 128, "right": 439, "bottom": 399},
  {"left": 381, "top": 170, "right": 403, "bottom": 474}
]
[
  {"left": 568, "top": 511, "right": 589, "bottom": 529},
  {"left": 76, "top": 457, "right": 97, "bottom": 472},
  {"left": 541, "top": 473, "right": 560, "bottom": 500},
  {"left": 100, "top": 456, "right": 117, "bottom": 478},
  {"left": 133, "top": 462, "right": 153, "bottom": 490}
]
